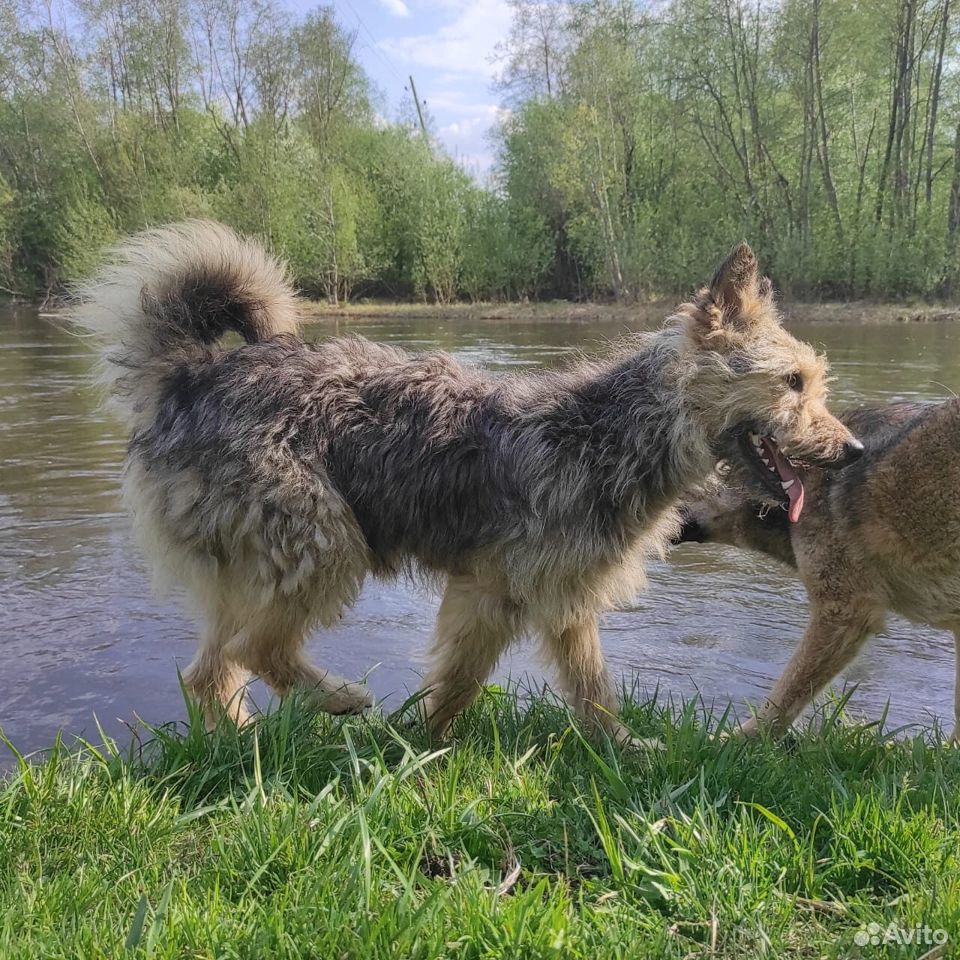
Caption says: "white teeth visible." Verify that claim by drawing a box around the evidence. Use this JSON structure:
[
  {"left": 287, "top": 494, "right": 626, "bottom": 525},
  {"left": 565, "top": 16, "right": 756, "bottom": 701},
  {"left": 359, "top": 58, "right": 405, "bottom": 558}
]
[
  {"left": 781, "top": 479, "right": 795, "bottom": 490},
  {"left": 753, "top": 432, "right": 778, "bottom": 472}
]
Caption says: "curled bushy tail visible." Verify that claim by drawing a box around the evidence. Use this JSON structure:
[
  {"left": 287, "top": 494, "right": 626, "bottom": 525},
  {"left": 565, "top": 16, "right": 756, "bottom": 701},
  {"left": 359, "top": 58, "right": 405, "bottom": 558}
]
[{"left": 71, "top": 220, "right": 299, "bottom": 426}]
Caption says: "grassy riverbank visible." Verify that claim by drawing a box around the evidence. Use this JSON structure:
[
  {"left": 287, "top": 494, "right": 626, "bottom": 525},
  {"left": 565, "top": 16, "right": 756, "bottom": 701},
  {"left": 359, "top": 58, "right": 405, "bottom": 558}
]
[{"left": 2, "top": 693, "right": 959, "bottom": 959}]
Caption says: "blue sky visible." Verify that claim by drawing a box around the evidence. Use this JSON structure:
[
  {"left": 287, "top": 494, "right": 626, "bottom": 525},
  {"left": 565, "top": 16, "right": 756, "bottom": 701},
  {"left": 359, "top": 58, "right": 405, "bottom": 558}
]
[{"left": 292, "top": 0, "right": 514, "bottom": 179}]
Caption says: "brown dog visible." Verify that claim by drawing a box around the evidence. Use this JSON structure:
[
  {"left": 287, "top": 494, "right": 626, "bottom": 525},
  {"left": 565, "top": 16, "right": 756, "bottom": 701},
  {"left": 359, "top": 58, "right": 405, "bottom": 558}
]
[{"left": 677, "top": 401, "right": 960, "bottom": 741}]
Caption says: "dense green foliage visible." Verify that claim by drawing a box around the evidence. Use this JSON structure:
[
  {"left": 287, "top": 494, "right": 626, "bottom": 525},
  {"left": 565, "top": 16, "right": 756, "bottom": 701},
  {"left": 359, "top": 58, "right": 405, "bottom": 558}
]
[
  {"left": 3, "top": 0, "right": 960, "bottom": 301},
  {"left": 2, "top": 691, "right": 959, "bottom": 957},
  {"left": 0, "top": 0, "right": 551, "bottom": 302},
  {"left": 495, "top": 0, "right": 960, "bottom": 299}
]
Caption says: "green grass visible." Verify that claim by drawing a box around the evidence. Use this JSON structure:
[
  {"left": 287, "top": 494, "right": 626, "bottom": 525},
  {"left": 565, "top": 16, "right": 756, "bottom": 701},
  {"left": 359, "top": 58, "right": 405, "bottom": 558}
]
[{"left": 2, "top": 690, "right": 959, "bottom": 959}]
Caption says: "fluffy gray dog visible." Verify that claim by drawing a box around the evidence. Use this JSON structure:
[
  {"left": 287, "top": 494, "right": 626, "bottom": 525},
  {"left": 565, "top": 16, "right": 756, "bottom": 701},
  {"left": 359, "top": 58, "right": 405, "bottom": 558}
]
[{"left": 74, "top": 221, "right": 862, "bottom": 744}]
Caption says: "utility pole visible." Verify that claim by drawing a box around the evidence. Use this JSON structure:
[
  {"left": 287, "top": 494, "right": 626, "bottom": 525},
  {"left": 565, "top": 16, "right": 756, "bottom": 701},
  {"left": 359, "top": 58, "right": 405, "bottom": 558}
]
[{"left": 408, "top": 75, "right": 428, "bottom": 144}]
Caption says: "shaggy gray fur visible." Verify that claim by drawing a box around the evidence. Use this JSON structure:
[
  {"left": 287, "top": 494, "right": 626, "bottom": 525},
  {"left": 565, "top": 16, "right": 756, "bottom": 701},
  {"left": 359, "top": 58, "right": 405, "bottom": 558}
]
[{"left": 145, "top": 333, "right": 691, "bottom": 578}]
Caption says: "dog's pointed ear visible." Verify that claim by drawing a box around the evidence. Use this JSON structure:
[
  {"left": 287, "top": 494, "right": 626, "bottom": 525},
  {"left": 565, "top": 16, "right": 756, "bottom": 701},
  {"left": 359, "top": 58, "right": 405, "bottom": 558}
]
[
  {"left": 685, "top": 242, "right": 774, "bottom": 344},
  {"left": 710, "top": 242, "right": 759, "bottom": 308}
]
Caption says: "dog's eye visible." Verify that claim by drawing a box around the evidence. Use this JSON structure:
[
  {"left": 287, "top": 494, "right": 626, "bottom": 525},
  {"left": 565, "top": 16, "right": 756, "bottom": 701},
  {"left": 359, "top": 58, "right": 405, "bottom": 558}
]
[{"left": 784, "top": 372, "right": 804, "bottom": 392}]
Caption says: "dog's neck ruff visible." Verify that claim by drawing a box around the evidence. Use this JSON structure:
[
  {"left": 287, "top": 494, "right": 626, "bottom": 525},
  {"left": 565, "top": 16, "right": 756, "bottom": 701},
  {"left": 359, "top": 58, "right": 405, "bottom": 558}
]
[{"left": 552, "top": 329, "right": 717, "bottom": 517}]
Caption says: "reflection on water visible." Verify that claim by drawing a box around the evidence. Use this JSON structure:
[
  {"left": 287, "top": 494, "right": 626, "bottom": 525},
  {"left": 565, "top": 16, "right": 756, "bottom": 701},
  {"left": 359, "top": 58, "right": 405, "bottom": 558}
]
[{"left": 2, "top": 306, "right": 958, "bottom": 754}]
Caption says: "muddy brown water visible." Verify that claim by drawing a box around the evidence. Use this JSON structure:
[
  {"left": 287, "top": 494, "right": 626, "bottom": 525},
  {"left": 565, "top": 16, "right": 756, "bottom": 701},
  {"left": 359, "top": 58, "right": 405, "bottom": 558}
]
[{"left": 3, "top": 305, "right": 959, "bottom": 756}]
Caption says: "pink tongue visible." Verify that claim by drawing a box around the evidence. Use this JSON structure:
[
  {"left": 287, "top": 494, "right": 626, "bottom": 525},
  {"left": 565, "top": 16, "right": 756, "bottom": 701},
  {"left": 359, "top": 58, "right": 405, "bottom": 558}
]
[
  {"left": 760, "top": 438, "right": 805, "bottom": 523},
  {"left": 786, "top": 478, "right": 805, "bottom": 524}
]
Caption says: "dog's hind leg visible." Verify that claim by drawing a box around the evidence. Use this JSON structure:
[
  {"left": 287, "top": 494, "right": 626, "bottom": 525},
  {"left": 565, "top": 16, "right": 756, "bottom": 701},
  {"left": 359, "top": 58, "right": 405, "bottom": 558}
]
[
  {"left": 737, "top": 596, "right": 885, "bottom": 738},
  {"left": 183, "top": 611, "right": 251, "bottom": 730},
  {"left": 262, "top": 653, "right": 372, "bottom": 715},
  {"left": 422, "top": 576, "right": 519, "bottom": 738},
  {"left": 230, "top": 604, "right": 373, "bottom": 716}
]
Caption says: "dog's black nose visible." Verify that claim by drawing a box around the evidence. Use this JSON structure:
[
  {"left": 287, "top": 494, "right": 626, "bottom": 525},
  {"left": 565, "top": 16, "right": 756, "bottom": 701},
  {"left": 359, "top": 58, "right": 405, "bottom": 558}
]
[{"left": 839, "top": 438, "right": 865, "bottom": 465}]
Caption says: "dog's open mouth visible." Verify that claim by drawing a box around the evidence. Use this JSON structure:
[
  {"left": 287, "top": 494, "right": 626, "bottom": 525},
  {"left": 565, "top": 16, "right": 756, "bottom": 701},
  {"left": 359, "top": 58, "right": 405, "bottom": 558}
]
[{"left": 740, "top": 430, "right": 805, "bottom": 523}]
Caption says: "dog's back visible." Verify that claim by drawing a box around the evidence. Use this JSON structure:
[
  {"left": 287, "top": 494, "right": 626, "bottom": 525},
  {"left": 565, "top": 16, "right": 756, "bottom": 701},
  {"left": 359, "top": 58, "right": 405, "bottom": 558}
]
[{"left": 834, "top": 401, "right": 960, "bottom": 627}]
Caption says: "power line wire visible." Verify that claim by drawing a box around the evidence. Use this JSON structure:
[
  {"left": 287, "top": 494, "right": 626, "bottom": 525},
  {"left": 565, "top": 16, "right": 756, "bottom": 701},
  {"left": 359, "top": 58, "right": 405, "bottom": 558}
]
[{"left": 336, "top": 0, "right": 407, "bottom": 87}]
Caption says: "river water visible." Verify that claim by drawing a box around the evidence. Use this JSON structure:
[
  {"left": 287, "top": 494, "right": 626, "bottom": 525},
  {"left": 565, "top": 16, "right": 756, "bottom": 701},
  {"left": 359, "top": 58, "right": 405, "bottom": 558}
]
[{"left": 3, "top": 305, "right": 959, "bottom": 754}]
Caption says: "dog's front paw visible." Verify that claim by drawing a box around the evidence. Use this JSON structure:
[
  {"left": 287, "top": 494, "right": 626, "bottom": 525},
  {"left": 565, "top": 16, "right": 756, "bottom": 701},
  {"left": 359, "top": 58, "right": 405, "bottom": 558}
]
[
  {"left": 310, "top": 679, "right": 374, "bottom": 716},
  {"left": 607, "top": 721, "right": 665, "bottom": 751},
  {"left": 731, "top": 718, "right": 762, "bottom": 739},
  {"left": 623, "top": 735, "right": 666, "bottom": 751}
]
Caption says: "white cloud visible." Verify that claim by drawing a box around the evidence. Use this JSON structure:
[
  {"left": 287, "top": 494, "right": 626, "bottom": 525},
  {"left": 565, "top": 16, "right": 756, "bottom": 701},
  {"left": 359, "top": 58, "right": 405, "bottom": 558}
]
[
  {"left": 379, "top": 0, "right": 511, "bottom": 77},
  {"left": 359, "top": 0, "right": 515, "bottom": 178},
  {"left": 379, "top": 0, "right": 410, "bottom": 16},
  {"left": 439, "top": 103, "right": 509, "bottom": 138},
  {"left": 435, "top": 101, "right": 509, "bottom": 178},
  {"left": 455, "top": 151, "right": 497, "bottom": 181}
]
